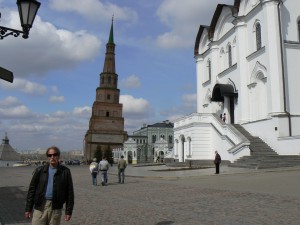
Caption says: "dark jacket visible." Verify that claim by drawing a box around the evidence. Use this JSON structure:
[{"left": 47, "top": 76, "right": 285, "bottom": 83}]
[
  {"left": 214, "top": 153, "right": 221, "bottom": 164},
  {"left": 25, "top": 163, "right": 74, "bottom": 215}
]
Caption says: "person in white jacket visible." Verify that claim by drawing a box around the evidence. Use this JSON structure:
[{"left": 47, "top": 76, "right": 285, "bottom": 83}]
[
  {"left": 98, "top": 156, "right": 109, "bottom": 186},
  {"left": 89, "top": 158, "right": 98, "bottom": 186}
]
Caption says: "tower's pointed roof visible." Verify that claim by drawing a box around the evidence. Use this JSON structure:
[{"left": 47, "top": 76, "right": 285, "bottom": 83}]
[
  {"left": 108, "top": 16, "right": 114, "bottom": 44},
  {"left": 0, "top": 133, "right": 21, "bottom": 161}
]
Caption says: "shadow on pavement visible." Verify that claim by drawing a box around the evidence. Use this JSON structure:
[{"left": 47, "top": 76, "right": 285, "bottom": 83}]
[{"left": 0, "top": 186, "right": 29, "bottom": 225}]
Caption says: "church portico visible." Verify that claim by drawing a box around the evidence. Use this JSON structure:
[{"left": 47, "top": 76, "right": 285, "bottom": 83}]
[{"left": 173, "top": 113, "right": 251, "bottom": 163}]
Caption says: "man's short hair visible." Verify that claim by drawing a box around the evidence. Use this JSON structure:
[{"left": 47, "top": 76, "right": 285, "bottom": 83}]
[
  {"left": 46, "top": 146, "right": 61, "bottom": 156},
  {"left": 121, "top": 155, "right": 124, "bottom": 158}
]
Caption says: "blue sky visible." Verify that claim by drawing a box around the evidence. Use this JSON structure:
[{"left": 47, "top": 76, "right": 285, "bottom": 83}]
[{"left": 0, "top": 0, "right": 232, "bottom": 151}]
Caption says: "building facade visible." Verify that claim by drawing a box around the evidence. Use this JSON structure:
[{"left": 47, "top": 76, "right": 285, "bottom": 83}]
[
  {"left": 173, "top": 0, "right": 300, "bottom": 163},
  {"left": 132, "top": 121, "right": 174, "bottom": 162},
  {"left": 113, "top": 121, "right": 174, "bottom": 164},
  {"left": 84, "top": 20, "right": 127, "bottom": 161}
]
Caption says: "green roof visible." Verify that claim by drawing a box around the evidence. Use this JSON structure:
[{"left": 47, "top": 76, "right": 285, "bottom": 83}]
[{"left": 108, "top": 18, "right": 114, "bottom": 44}]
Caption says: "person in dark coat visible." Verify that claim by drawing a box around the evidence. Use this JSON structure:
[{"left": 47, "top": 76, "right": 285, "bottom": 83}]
[
  {"left": 25, "top": 146, "right": 74, "bottom": 225},
  {"left": 214, "top": 151, "right": 221, "bottom": 174}
]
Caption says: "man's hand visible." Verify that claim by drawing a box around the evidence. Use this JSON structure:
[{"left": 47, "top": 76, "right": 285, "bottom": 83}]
[
  {"left": 25, "top": 212, "right": 31, "bottom": 219},
  {"left": 64, "top": 215, "right": 72, "bottom": 221}
]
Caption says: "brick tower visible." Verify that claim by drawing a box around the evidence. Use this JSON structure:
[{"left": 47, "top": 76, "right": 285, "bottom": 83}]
[{"left": 84, "top": 19, "right": 127, "bottom": 161}]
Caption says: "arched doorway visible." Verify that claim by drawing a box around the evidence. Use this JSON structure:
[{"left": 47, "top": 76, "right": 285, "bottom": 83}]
[
  {"left": 128, "top": 151, "right": 133, "bottom": 164},
  {"left": 211, "top": 84, "right": 238, "bottom": 124}
]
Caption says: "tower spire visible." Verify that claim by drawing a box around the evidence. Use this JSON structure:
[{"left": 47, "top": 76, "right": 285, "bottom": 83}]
[{"left": 108, "top": 15, "right": 114, "bottom": 44}]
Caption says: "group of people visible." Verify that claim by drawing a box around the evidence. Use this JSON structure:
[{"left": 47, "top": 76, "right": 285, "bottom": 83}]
[
  {"left": 24, "top": 145, "right": 220, "bottom": 225},
  {"left": 24, "top": 146, "right": 128, "bottom": 225},
  {"left": 90, "top": 155, "right": 127, "bottom": 186}
]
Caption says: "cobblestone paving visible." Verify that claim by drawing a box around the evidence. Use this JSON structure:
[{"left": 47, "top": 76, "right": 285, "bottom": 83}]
[{"left": 0, "top": 166, "right": 300, "bottom": 225}]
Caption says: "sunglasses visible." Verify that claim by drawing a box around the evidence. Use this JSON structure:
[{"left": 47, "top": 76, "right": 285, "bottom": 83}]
[{"left": 47, "top": 153, "right": 59, "bottom": 157}]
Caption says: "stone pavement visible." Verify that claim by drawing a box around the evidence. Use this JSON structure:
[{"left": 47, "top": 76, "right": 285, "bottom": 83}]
[{"left": 0, "top": 164, "right": 300, "bottom": 225}]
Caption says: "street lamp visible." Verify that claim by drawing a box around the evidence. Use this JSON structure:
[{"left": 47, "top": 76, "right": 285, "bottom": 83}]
[
  {"left": 0, "top": 0, "right": 40, "bottom": 83},
  {"left": 0, "top": 0, "right": 41, "bottom": 40}
]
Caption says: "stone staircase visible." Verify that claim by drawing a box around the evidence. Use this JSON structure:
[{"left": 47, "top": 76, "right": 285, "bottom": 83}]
[{"left": 229, "top": 124, "right": 300, "bottom": 169}]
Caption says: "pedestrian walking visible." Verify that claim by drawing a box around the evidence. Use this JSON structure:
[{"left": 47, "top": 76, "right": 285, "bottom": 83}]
[
  {"left": 25, "top": 146, "right": 74, "bottom": 225},
  {"left": 98, "top": 156, "right": 109, "bottom": 186},
  {"left": 214, "top": 150, "right": 221, "bottom": 174},
  {"left": 118, "top": 155, "right": 127, "bottom": 184},
  {"left": 89, "top": 158, "right": 98, "bottom": 186}
]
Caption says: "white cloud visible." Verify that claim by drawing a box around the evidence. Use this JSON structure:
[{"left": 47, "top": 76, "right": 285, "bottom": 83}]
[
  {"left": 119, "top": 95, "right": 155, "bottom": 134},
  {"left": 0, "top": 11, "right": 101, "bottom": 78},
  {"left": 0, "top": 104, "right": 91, "bottom": 150},
  {"left": 120, "top": 95, "right": 151, "bottom": 116},
  {"left": 73, "top": 107, "right": 92, "bottom": 116},
  {"left": 0, "top": 78, "right": 47, "bottom": 95},
  {"left": 0, "top": 96, "right": 20, "bottom": 107},
  {"left": 156, "top": 0, "right": 232, "bottom": 48},
  {"left": 120, "top": 75, "right": 141, "bottom": 89},
  {"left": 51, "top": 86, "right": 59, "bottom": 93},
  {"left": 49, "top": 0, "right": 138, "bottom": 23},
  {"left": 159, "top": 93, "right": 197, "bottom": 121},
  {"left": 49, "top": 96, "right": 65, "bottom": 103},
  {"left": 0, "top": 105, "right": 33, "bottom": 118},
  {"left": 182, "top": 93, "right": 197, "bottom": 107}
]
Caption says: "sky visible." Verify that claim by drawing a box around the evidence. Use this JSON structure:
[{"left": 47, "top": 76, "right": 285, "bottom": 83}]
[{"left": 0, "top": 0, "right": 232, "bottom": 152}]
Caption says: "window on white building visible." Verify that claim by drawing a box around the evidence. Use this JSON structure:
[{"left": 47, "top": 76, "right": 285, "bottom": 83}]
[
  {"left": 220, "top": 48, "right": 225, "bottom": 72},
  {"left": 228, "top": 44, "right": 232, "bottom": 67},
  {"left": 169, "top": 135, "right": 173, "bottom": 144},
  {"left": 298, "top": 20, "right": 300, "bottom": 42},
  {"left": 207, "top": 59, "right": 211, "bottom": 81},
  {"left": 152, "top": 135, "right": 156, "bottom": 143},
  {"left": 256, "top": 23, "right": 262, "bottom": 50}
]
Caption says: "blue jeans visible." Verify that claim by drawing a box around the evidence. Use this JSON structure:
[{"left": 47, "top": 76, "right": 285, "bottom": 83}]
[
  {"left": 100, "top": 171, "right": 108, "bottom": 185},
  {"left": 118, "top": 168, "right": 125, "bottom": 183},
  {"left": 91, "top": 172, "right": 97, "bottom": 185}
]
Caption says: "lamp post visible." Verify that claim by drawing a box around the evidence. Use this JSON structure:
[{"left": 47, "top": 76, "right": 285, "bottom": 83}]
[
  {"left": 0, "top": 0, "right": 41, "bottom": 39},
  {"left": 0, "top": 0, "right": 41, "bottom": 83}
]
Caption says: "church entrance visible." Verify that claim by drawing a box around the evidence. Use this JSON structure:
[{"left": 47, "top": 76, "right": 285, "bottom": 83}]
[{"left": 211, "top": 84, "right": 238, "bottom": 124}]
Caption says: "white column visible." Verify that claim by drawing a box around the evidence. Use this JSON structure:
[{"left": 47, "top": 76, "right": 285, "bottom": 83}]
[
  {"left": 234, "top": 17, "right": 249, "bottom": 123},
  {"left": 195, "top": 55, "right": 204, "bottom": 113},
  {"left": 210, "top": 44, "right": 219, "bottom": 86},
  {"left": 262, "top": 0, "right": 285, "bottom": 114}
]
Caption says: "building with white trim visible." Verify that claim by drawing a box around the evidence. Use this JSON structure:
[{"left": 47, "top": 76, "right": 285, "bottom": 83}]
[{"left": 173, "top": 0, "right": 300, "bottom": 163}]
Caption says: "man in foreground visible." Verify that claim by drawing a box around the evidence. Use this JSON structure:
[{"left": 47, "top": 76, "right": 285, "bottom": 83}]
[{"left": 25, "top": 146, "right": 74, "bottom": 225}]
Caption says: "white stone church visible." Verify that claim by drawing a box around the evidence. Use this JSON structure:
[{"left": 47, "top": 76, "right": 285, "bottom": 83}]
[{"left": 172, "top": 0, "right": 300, "bottom": 163}]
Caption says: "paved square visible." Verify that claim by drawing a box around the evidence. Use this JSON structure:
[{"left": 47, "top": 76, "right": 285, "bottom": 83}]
[{"left": 0, "top": 165, "right": 299, "bottom": 225}]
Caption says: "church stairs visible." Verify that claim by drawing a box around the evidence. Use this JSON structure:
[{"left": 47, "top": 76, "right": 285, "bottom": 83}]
[{"left": 229, "top": 124, "right": 300, "bottom": 169}]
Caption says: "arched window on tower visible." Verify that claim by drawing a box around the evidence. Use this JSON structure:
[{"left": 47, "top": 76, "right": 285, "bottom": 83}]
[
  {"left": 108, "top": 76, "right": 111, "bottom": 84},
  {"left": 256, "top": 23, "right": 262, "bottom": 50},
  {"left": 101, "top": 76, "right": 104, "bottom": 84},
  {"left": 228, "top": 44, "right": 232, "bottom": 67}
]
